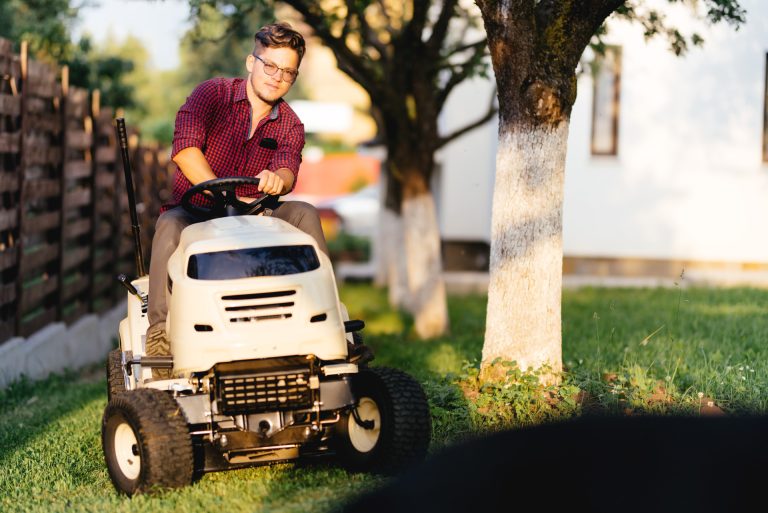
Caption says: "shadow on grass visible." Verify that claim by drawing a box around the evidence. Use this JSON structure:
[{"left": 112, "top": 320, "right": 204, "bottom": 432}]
[{"left": 0, "top": 369, "right": 106, "bottom": 464}]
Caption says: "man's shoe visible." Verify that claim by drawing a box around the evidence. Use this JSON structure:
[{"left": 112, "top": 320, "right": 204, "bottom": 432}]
[{"left": 145, "top": 322, "right": 172, "bottom": 379}]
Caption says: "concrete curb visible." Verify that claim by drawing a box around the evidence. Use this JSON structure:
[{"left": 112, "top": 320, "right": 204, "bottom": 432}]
[{"left": 0, "top": 301, "right": 126, "bottom": 390}]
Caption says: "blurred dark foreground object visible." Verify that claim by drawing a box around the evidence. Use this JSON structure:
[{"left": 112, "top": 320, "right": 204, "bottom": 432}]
[{"left": 343, "top": 415, "right": 768, "bottom": 513}]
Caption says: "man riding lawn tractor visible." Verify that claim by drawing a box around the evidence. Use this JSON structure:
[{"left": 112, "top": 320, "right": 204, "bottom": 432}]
[{"left": 101, "top": 22, "right": 431, "bottom": 495}]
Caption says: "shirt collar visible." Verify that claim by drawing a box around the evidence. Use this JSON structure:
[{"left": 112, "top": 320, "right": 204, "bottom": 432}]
[{"left": 235, "top": 78, "right": 282, "bottom": 120}]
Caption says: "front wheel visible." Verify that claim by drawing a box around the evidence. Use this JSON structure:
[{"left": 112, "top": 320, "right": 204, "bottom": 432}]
[
  {"left": 102, "top": 389, "right": 194, "bottom": 495},
  {"left": 336, "top": 367, "right": 431, "bottom": 473}
]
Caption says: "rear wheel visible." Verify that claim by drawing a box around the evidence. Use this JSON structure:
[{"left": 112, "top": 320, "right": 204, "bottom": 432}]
[
  {"left": 106, "top": 349, "right": 125, "bottom": 401},
  {"left": 102, "top": 389, "right": 194, "bottom": 495},
  {"left": 336, "top": 367, "right": 431, "bottom": 473}
]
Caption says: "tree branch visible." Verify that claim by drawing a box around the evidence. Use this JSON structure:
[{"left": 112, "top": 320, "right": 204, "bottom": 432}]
[
  {"left": 409, "top": 1, "right": 430, "bottom": 36},
  {"left": 443, "top": 39, "right": 488, "bottom": 60},
  {"left": 538, "top": 0, "right": 626, "bottom": 70},
  {"left": 355, "top": 2, "right": 389, "bottom": 60},
  {"left": 341, "top": 0, "right": 354, "bottom": 43},
  {"left": 426, "top": 0, "right": 460, "bottom": 55},
  {"left": 436, "top": 41, "right": 489, "bottom": 110},
  {"left": 282, "top": 0, "right": 385, "bottom": 102},
  {"left": 437, "top": 87, "right": 497, "bottom": 149}
]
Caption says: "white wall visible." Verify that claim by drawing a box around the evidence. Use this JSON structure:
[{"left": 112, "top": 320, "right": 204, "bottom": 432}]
[
  {"left": 564, "top": 0, "right": 768, "bottom": 262},
  {"left": 438, "top": 0, "right": 768, "bottom": 264},
  {"left": 436, "top": 76, "right": 497, "bottom": 243}
]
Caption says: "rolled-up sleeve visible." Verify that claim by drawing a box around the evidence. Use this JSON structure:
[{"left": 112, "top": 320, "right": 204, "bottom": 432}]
[
  {"left": 172, "top": 79, "right": 222, "bottom": 159},
  {"left": 270, "top": 121, "right": 304, "bottom": 181}
]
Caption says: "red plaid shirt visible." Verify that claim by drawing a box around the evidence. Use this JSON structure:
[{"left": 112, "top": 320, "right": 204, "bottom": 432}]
[{"left": 167, "top": 77, "right": 304, "bottom": 210}]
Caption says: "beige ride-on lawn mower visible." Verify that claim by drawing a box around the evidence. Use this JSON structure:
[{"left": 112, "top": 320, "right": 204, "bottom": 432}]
[{"left": 102, "top": 119, "right": 432, "bottom": 495}]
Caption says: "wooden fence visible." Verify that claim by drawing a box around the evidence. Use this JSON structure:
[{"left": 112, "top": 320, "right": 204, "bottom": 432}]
[{"left": 0, "top": 38, "right": 173, "bottom": 344}]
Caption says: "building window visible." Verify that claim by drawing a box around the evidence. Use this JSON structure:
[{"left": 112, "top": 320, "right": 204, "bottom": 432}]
[
  {"left": 763, "top": 52, "right": 768, "bottom": 163},
  {"left": 591, "top": 46, "right": 622, "bottom": 156}
]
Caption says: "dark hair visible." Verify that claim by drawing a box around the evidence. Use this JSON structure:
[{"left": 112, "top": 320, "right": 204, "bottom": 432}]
[{"left": 254, "top": 22, "right": 306, "bottom": 64}]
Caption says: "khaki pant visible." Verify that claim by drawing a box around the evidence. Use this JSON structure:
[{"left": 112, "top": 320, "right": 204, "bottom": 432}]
[{"left": 147, "top": 201, "right": 329, "bottom": 328}]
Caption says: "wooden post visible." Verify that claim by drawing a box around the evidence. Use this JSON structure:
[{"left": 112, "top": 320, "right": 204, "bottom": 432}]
[
  {"left": 0, "top": 38, "right": 22, "bottom": 343},
  {"left": 14, "top": 41, "right": 28, "bottom": 335},
  {"left": 88, "top": 90, "right": 99, "bottom": 313},
  {"left": 57, "top": 65, "right": 69, "bottom": 322}
]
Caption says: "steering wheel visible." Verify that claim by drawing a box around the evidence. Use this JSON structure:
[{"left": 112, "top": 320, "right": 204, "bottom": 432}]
[{"left": 180, "top": 177, "right": 277, "bottom": 218}]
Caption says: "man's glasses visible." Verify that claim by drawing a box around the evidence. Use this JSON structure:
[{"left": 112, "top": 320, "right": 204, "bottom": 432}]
[{"left": 253, "top": 54, "right": 298, "bottom": 84}]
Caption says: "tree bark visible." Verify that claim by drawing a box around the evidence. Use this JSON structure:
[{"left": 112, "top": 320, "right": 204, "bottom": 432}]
[
  {"left": 481, "top": 121, "right": 568, "bottom": 375},
  {"left": 402, "top": 183, "right": 449, "bottom": 338}
]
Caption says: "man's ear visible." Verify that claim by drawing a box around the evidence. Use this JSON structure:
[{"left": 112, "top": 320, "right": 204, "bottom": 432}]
[{"left": 246, "top": 54, "right": 254, "bottom": 73}]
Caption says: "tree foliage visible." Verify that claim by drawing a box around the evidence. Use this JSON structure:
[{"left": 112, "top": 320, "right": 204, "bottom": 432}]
[
  {"left": 0, "top": 0, "right": 78, "bottom": 61},
  {"left": 67, "top": 36, "right": 136, "bottom": 111},
  {"left": 180, "top": 1, "right": 274, "bottom": 86},
  {"left": 607, "top": 0, "right": 747, "bottom": 55}
]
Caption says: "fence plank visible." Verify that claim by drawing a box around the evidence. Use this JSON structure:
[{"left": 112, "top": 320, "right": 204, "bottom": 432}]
[
  {"left": 20, "top": 278, "right": 58, "bottom": 312},
  {"left": 0, "top": 93, "right": 21, "bottom": 116},
  {"left": 62, "top": 303, "right": 88, "bottom": 324},
  {"left": 62, "top": 246, "right": 89, "bottom": 271},
  {"left": 25, "top": 146, "right": 61, "bottom": 166},
  {"left": 0, "top": 209, "right": 16, "bottom": 231},
  {"left": 0, "top": 282, "right": 15, "bottom": 306},
  {"left": 64, "top": 160, "right": 91, "bottom": 180},
  {"left": 0, "top": 132, "right": 20, "bottom": 153},
  {"left": 0, "top": 248, "right": 17, "bottom": 272},
  {"left": 67, "top": 130, "right": 92, "bottom": 151},
  {"left": 27, "top": 114, "right": 61, "bottom": 133},
  {"left": 22, "top": 178, "right": 59, "bottom": 200},
  {"left": 0, "top": 173, "right": 18, "bottom": 193},
  {"left": 63, "top": 187, "right": 90, "bottom": 209},
  {"left": 95, "top": 146, "right": 115, "bottom": 163},
  {"left": 22, "top": 243, "right": 60, "bottom": 271},
  {"left": 61, "top": 277, "right": 89, "bottom": 301},
  {"left": 23, "top": 212, "right": 59, "bottom": 233},
  {"left": 19, "top": 308, "right": 57, "bottom": 337},
  {"left": 64, "top": 218, "right": 90, "bottom": 239}
]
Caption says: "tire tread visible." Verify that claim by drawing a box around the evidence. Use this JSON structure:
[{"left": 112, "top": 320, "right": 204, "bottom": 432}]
[{"left": 103, "top": 389, "right": 194, "bottom": 494}]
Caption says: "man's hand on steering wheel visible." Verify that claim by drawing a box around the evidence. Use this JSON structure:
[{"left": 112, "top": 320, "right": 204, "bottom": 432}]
[{"left": 255, "top": 169, "right": 285, "bottom": 195}]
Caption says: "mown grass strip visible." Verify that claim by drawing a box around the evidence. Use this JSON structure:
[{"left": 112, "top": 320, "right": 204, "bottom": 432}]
[{"left": 1, "top": 285, "right": 766, "bottom": 512}]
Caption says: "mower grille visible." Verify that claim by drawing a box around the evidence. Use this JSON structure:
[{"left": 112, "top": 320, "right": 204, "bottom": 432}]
[
  {"left": 220, "top": 290, "right": 296, "bottom": 324},
  {"left": 217, "top": 369, "right": 312, "bottom": 415}
]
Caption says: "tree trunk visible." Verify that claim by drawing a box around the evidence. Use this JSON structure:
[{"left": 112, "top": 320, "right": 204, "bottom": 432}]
[
  {"left": 402, "top": 174, "right": 449, "bottom": 338},
  {"left": 481, "top": 121, "right": 568, "bottom": 376},
  {"left": 380, "top": 207, "right": 409, "bottom": 309}
]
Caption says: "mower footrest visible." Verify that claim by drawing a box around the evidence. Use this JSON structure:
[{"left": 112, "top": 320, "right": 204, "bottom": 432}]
[{"left": 128, "top": 355, "right": 174, "bottom": 368}]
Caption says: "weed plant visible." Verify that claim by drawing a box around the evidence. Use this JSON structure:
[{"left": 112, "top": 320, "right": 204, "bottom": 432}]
[{"left": 0, "top": 284, "right": 766, "bottom": 512}]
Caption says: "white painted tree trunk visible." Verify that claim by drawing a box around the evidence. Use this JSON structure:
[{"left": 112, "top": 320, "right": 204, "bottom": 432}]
[
  {"left": 402, "top": 192, "right": 449, "bottom": 338},
  {"left": 373, "top": 202, "right": 389, "bottom": 288},
  {"left": 482, "top": 122, "right": 568, "bottom": 374},
  {"left": 379, "top": 207, "right": 409, "bottom": 309}
]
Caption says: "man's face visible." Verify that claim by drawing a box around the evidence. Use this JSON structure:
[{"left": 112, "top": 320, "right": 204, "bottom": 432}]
[{"left": 246, "top": 46, "right": 299, "bottom": 104}]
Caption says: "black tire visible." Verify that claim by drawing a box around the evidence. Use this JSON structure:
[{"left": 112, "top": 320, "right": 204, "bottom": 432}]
[
  {"left": 102, "top": 389, "right": 194, "bottom": 495},
  {"left": 107, "top": 349, "right": 125, "bottom": 401},
  {"left": 336, "top": 366, "right": 431, "bottom": 473}
]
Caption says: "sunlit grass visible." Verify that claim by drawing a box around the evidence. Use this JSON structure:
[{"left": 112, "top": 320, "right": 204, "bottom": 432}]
[{"left": 1, "top": 284, "right": 767, "bottom": 511}]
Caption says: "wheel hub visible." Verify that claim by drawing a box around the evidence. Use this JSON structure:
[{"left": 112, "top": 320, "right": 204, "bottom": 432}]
[
  {"left": 348, "top": 397, "right": 381, "bottom": 453},
  {"left": 114, "top": 422, "right": 141, "bottom": 480}
]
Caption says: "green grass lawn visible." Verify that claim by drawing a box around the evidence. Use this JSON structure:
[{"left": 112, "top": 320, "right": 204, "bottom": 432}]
[{"left": 1, "top": 285, "right": 766, "bottom": 512}]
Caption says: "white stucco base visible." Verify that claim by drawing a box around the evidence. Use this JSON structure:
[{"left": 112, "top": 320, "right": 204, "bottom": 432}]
[{"left": 0, "top": 301, "right": 126, "bottom": 389}]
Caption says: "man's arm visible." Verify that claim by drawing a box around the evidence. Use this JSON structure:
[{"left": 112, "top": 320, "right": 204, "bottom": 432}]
[{"left": 172, "top": 147, "right": 217, "bottom": 185}]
